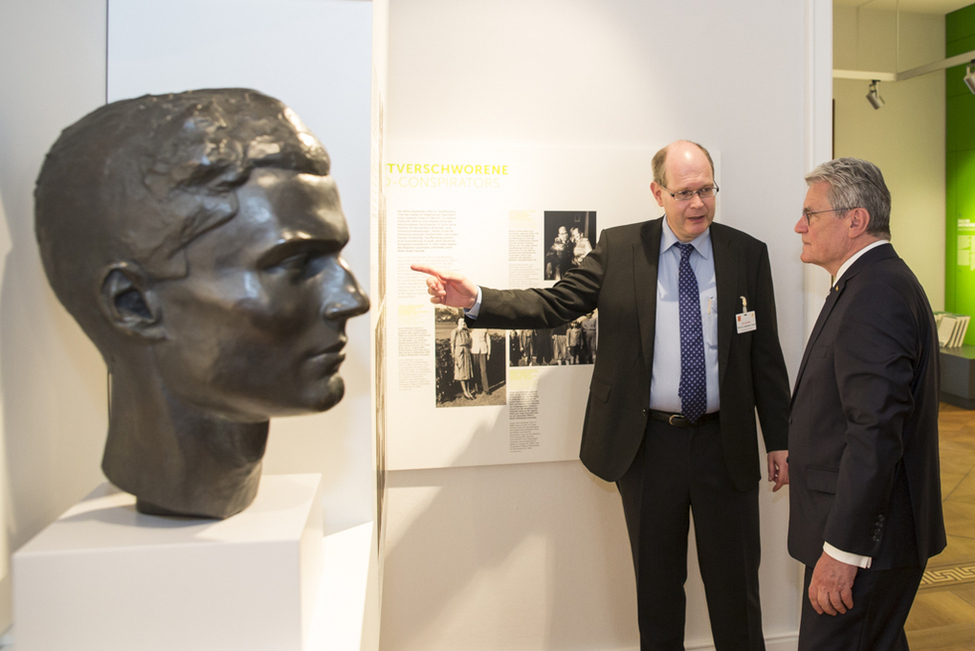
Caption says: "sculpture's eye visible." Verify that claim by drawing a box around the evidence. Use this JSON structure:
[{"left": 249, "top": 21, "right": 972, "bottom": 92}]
[
  {"left": 260, "top": 237, "right": 344, "bottom": 282},
  {"left": 275, "top": 251, "right": 328, "bottom": 280}
]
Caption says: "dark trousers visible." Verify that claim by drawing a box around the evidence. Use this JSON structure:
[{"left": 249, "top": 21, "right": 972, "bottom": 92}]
[
  {"left": 799, "top": 563, "right": 924, "bottom": 651},
  {"left": 473, "top": 353, "right": 489, "bottom": 393},
  {"left": 617, "top": 418, "right": 764, "bottom": 651}
]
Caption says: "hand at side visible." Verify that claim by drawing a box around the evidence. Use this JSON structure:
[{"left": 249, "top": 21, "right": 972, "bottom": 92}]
[
  {"left": 767, "top": 449, "right": 789, "bottom": 492},
  {"left": 809, "top": 551, "right": 857, "bottom": 616}
]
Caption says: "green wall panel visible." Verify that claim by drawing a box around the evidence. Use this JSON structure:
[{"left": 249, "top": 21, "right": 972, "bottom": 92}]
[
  {"left": 948, "top": 4, "right": 975, "bottom": 45},
  {"left": 947, "top": 5, "right": 975, "bottom": 345},
  {"left": 947, "top": 31, "right": 975, "bottom": 57},
  {"left": 948, "top": 152, "right": 957, "bottom": 311},
  {"left": 949, "top": 153, "right": 975, "bottom": 338},
  {"left": 948, "top": 93, "right": 975, "bottom": 151}
]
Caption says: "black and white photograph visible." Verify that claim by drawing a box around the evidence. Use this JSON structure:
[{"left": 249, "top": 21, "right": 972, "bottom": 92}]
[
  {"left": 434, "top": 307, "right": 507, "bottom": 408},
  {"left": 543, "top": 210, "right": 596, "bottom": 280},
  {"left": 509, "top": 312, "right": 598, "bottom": 367}
]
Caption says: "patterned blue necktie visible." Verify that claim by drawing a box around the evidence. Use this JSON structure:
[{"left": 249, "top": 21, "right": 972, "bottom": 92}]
[{"left": 675, "top": 242, "right": 706, "bottom": 423}]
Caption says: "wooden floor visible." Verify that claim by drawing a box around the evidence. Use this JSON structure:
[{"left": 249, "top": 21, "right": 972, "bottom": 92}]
[{"left": 905, "top": 403, "right": 975, "bottom": 650}]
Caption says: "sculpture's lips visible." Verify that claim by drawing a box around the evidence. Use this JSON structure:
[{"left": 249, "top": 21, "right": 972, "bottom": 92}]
[{"left": 307, "top": 341, "right": 347, "bottom": 373}]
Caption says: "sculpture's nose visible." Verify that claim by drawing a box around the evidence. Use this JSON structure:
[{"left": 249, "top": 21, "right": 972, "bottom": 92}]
[{"left": 322, "top": 257, "right": 370, "bottom": 320}]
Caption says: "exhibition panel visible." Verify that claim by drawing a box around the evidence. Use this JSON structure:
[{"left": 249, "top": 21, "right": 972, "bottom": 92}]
[{"left": 383, "top": 143, "right": 720, "bottom": 471}]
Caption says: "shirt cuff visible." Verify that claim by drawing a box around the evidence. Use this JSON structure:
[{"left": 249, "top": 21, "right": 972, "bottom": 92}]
[
  {"left": 464, "top": 287, "right": 483, "bottom": 319},
  {"left": 823, "top": 542, "right": 872, "bottom": 569}
]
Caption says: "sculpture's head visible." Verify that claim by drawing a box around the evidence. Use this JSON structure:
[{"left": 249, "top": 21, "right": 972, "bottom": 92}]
[{"left": 35, "top": 88, "right": 370, "bottom": 423}]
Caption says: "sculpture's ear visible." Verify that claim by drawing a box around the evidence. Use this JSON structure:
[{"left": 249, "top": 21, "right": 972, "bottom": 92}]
[{"left": 98, "top": 262, "right": 165, "bottom": 340}]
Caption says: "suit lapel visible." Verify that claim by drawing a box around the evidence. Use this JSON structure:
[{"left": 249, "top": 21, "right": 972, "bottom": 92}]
[
  {"left": 636, "top": 218, "right": 662, "bottom": 373},
  {"left": 791, "top": 244, "right": 899, "bottom": 402},
  {"left": 791, "top": 283, "right": 842, "bottom": 404},
  {"left": 711, "top": 224, "right": 737, "bottom": 391}
]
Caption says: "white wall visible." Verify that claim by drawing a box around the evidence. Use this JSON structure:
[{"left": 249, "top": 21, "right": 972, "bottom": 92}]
[
  {"left": 379, "top": 1, "right": 826, "bottom": 649},
  {"left": 0, "top": 0, "right": 110, "bottom": 634},
  {"left": 833, "top": 5, "right": 946, "bottom": 310}
]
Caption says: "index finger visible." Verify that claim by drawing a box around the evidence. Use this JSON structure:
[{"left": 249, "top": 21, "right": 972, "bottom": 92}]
[
  {"left": 810, "top": 591, "right": 825, "bottom": 615},
  {"left": 410, "top": 263, "right": 442, "bottom": 278},
  {"left": 772, "top": 464, "right": 789, "bottom": 492}
]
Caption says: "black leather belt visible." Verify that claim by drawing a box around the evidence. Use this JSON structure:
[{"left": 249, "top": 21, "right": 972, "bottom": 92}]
[{"left": 648, "top": 409, "right": 719, "bottom": 428}]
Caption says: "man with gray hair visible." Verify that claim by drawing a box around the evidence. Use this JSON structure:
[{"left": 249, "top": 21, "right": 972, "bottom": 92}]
[{"left": 789, "top": 157, "right": 945, "bottom": 649}]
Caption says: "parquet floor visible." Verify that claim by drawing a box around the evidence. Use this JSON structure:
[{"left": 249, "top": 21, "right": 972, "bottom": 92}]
[{"left": 905, "top": 403, "right": 975, "bottom": 650}]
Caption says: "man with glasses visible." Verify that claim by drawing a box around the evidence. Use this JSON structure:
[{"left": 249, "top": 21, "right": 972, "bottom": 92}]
[
  {"left": 413, "top": 140, "right": 790, "bottom": 650},
  {"left": 790, "top": 158, "right": 945, "bottom": 650}
]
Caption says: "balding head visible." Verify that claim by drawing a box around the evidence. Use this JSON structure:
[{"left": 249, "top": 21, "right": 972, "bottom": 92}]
[{"left": 651, "top": 140, "right": 715, "bottom": 187}]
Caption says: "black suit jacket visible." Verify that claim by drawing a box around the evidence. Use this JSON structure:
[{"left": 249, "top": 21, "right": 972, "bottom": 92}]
[
  {"left": 788, "top": 244, "right": 946, "bottom": 569},
  {"left": 473, "top": 217, "right": 790, "bottom": 488}
]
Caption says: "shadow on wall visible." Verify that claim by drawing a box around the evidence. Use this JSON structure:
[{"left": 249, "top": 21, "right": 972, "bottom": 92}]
[{"left": 379, "top": 369, "right": 638, "bottom": 650}]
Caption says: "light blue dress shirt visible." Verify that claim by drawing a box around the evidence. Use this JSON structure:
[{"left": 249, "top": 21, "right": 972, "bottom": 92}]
[
  {"left": 467, "top": 217, "right": 719, "bottom": 415},
  {"left": 649, "top": 218, "right": 720, "bottom": 414}
]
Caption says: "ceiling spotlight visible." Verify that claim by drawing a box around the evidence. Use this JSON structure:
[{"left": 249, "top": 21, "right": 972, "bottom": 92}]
[
  {"left": 965, "top": 61, "right": 975, "bottom": 95},
  {"left": 866, "top": 80, "right": 885, "bottom": 110}
]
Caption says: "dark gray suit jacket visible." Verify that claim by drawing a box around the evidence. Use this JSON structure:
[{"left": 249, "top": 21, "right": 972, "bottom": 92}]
[
  {"left": 788, "top": 244, "right": 946, "bottom": 569},
  {"left": 473, "top": 217, "right": 790, "bottom": 488}
]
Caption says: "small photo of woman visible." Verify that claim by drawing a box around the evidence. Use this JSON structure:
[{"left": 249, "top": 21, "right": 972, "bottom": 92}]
[
  {"left": 450, "top": 317, "right": 475, "bottom": 400},
  {"left": 434, "top": 307, "right": 507, "bottom": 407}
]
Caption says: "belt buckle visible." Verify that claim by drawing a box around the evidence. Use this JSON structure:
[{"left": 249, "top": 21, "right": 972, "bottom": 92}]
[{"left": 668, "top": 413, "right": 684, "bottom": 426}]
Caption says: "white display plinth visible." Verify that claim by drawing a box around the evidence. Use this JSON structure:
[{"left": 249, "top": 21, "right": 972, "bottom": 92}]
[
  {"left": 308, "top": 521, "right": 379, "bottom": 651},
  {"left": 13, "top": 475, "right": 325, "bottom": 651}
]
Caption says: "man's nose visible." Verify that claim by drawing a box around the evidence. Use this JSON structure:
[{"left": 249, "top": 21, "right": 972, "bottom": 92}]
[
  {"left": 794, "top": 215, "right": 807, "bottom": 233},
  {"left": 323, "top": 260, "right": 370, "bottom": 319}
]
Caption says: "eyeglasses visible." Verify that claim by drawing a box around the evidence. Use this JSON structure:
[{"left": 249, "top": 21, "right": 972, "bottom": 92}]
[
  {"left": 801, "top": 207, "right": 857, "bottom": 224},
  {"left": 659, "top": 184, "right": 719, "bottom": 202}
]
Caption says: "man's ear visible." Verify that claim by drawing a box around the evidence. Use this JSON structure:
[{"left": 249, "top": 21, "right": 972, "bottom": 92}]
[
  {"left": 847, "top": 207, "right": 871, "bottom": 238},
  {"left": 98, "top": 262, "right": 165, "bottom": 340},
  {"left": 650, "top": 182, "right": 666, "bottom": 208}
]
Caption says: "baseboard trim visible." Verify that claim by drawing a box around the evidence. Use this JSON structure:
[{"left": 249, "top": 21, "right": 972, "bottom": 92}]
[{"left": 683, "top": 631, "right": 798, "bottom": 651}]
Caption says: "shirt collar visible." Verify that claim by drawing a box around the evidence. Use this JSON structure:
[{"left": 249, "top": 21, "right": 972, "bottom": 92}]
[
  {"left": 834, "top": 240, "right": 890, "bottom": 284},
  {"left": 660, "top": 215, "right": 712, "bottom": 260}
]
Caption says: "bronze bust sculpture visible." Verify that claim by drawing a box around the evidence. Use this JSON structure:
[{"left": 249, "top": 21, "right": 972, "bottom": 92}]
[{"left": 34, "top": 89, "right": 369, "bottom": 518}]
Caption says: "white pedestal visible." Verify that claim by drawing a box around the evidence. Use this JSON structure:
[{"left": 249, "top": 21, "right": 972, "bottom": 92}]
[
  {"left": 13, "top": 474, "right": 325, "bottom": 651},
  {"left": 309, "top": 522, "right": 379, "bottom": 651}
]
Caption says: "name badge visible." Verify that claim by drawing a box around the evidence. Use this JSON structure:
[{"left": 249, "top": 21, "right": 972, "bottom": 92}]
[
  {"left": 737, "top": 311, "right": 757, "bottom": 334},
  {"left": 736, "top": 295, "right": 756, "bottom": 334}
]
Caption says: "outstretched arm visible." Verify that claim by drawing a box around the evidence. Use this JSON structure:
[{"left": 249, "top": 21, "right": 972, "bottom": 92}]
[{"left": 411, "top": 264, "right": 479, "bottom": 309}]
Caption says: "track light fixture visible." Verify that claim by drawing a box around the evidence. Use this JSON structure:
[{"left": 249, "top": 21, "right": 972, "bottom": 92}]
[
  {"left": 965, "top": 61, "right": 975, "bottom": 95},
  {"left": 866, "top": 80, "right": 885, "bottom": 110}
]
